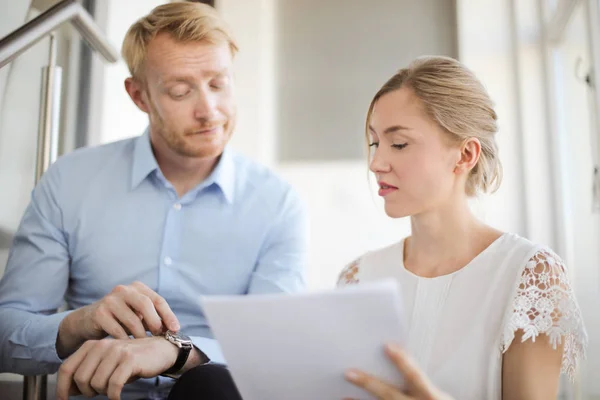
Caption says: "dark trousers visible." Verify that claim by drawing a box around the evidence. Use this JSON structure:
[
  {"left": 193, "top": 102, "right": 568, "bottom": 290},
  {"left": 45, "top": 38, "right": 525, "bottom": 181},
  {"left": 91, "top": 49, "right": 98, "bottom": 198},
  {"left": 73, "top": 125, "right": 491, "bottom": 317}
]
[{"left": 167, "top": 364, "right": 243, "bottom": 400}]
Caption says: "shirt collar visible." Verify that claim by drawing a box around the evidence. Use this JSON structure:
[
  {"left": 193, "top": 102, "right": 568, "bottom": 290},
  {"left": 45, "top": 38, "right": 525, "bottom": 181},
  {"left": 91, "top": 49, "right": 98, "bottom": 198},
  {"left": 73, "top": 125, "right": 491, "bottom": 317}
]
[
  {"left": 204, "top": 146, "right": 236, "bottom": 204},
  {"left": 131, "top": 129, "right": 159, "bottom": 189},
  {"left": 131, "top": 129, "right": 236, "bottom": 204}
]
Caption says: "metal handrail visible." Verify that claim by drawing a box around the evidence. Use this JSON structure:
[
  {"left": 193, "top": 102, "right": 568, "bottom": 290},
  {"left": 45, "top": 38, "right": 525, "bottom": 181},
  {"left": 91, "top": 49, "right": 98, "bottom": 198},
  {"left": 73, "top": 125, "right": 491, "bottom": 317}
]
[
  {"left": 0, "top": 1, "right": 119, "bottom": 399},
  {"left": 0, "top": 0, "right": 119, "bottom": 68}
]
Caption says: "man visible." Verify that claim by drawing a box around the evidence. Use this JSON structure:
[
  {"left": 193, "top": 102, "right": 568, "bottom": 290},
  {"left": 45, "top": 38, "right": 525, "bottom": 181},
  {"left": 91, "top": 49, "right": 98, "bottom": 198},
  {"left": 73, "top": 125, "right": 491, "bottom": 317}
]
[{"left": 0, "top": 2, "right": 308, "bottom": 399}]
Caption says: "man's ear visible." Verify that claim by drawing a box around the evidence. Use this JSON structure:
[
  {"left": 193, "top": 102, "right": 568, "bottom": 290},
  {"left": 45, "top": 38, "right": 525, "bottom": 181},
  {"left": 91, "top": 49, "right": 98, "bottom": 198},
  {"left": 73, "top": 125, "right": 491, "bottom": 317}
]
[
  {"left": 454, "top": 137, "right": 481, "bottom": 174},
  {"left": 124, "top": 77, "right": 150, "bottom": 114}
]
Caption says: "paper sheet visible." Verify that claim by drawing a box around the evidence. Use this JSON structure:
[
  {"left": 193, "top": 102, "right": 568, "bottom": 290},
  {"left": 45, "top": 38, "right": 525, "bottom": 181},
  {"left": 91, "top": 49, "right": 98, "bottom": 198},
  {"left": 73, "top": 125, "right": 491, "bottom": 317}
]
[{"left": 201, "top": 280, "right": 407, "bottom": 400}]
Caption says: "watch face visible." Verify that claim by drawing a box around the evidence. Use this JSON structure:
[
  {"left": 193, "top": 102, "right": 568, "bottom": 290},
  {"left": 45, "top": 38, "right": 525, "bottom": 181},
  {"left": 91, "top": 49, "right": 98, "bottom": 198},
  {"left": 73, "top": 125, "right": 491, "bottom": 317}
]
[
  {"left": 179, "top": 333, "right": 192, "bottom": 343},
  {"left": 166, "top": 330, "right": 192, "bottom": 345}
]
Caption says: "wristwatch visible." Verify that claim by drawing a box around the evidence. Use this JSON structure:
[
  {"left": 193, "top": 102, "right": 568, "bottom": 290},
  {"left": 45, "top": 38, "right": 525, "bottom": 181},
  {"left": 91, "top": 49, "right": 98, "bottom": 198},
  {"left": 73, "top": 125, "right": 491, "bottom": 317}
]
[{"left": 162, "top": 330, "right": 193, "bottom": 378}]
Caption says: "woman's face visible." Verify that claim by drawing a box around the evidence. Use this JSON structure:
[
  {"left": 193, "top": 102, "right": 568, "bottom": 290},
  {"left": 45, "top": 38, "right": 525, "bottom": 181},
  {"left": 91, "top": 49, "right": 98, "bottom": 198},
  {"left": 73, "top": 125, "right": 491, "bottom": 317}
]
[{"left": 368, "top": 87, "right": 466, "bottom": 218}]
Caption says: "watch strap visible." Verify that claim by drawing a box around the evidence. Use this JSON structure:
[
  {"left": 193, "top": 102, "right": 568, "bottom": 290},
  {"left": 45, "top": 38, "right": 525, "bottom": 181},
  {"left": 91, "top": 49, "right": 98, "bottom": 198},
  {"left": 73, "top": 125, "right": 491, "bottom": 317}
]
[{"left": 162, "top": 340, "right": 193, "bottom": 377}]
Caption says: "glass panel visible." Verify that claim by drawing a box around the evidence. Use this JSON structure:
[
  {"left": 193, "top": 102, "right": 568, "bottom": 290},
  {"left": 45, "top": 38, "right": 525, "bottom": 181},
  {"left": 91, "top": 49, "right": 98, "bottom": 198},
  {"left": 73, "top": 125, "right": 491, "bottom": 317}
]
[{"left": 551, "top": 2, "right": 600, "bottom": 397}]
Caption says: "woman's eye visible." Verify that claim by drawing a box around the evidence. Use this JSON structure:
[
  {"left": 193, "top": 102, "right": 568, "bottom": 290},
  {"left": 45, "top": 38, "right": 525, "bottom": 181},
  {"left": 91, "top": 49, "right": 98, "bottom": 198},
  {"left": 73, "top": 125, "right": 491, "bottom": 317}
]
[
  {"left": 392, "top": 143, "right": 408, "bottom": 149},
  {"left": 369, "top": 142, "right": 379, "bottom": 148}
]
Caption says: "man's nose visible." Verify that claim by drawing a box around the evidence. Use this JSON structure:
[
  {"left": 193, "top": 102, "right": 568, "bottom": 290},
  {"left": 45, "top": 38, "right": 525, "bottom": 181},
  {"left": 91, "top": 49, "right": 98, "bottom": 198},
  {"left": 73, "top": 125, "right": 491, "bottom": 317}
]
[{"left": 193, "top": 90, "right": 218, "bottom": 120}]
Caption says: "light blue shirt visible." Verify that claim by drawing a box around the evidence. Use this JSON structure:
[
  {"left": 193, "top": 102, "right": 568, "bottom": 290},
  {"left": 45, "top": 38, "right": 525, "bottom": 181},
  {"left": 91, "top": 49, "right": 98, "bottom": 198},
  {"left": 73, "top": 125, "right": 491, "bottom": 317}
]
[{"left": 0, "top": 131, "right": 308, "bottom": 398}]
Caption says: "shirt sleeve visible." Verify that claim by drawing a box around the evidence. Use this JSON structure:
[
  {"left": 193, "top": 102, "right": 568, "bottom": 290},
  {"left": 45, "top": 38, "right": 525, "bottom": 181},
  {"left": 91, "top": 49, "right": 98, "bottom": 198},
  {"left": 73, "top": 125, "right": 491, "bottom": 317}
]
[
  {"left": 336, "top": 258, "right": 362, "bottom": 286},
  {"left": 189, "top": 335, "right": 226, "bottom": 365},
  {"left": 500, "top": 248, "right": 588, "bottom": 381},
  {"left": 189, "top": 188, "right": 308, "bottom": 366},
  {"left": 246, "top": 187, "right": 309, "bottom": 295},
  {"left": 0, "top": 163, "right": 71, "bottom": 375}
]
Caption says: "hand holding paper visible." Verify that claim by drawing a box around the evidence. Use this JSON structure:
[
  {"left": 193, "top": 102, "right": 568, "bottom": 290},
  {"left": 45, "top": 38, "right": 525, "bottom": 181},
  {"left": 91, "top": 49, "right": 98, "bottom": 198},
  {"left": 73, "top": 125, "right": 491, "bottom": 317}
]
[{"left": 344, "top": 343, "right": 454, "bottom": 400}]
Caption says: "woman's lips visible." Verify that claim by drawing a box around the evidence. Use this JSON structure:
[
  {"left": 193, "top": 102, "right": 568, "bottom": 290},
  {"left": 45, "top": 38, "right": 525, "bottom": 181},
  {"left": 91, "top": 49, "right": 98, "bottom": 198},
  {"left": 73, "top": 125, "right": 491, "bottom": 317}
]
[{"left": 378, "top": 181, "right": 398, "bottom": 197}]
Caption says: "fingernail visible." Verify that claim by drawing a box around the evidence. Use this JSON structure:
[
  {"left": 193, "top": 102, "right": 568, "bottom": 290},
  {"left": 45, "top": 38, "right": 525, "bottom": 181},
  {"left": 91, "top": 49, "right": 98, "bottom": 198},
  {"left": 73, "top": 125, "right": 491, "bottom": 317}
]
[
  {"left": 386, "top": 343, "right": 402, "bottom": 355},
  {"left": 173, "top": 323, "right": 180, "bottom": 331},
  {"left": 344, "top": 369, "right": 361, "bottom": 381}
]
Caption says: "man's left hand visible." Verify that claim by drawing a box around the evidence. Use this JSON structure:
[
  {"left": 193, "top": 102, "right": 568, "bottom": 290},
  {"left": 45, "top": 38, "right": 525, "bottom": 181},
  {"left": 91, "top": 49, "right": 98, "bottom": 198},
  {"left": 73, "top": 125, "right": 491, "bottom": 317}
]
[{"left": 56, "top": 336, "right": 178, "bottom": 400}]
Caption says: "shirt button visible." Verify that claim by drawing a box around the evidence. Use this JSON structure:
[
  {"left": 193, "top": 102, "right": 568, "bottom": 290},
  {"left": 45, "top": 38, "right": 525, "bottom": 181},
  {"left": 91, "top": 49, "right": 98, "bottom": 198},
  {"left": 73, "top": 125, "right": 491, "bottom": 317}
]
[
  {"left": 164, "top": 256, "right": 172, "bottom": 266},
  {"left": 173, "top": 203, "right": 182, "bottom": 211}
]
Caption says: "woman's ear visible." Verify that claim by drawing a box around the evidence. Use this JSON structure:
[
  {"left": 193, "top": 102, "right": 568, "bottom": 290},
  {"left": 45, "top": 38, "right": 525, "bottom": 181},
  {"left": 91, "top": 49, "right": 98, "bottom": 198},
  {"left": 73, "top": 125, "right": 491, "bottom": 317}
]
[{"left": 454, "top": 138, "right": 481, "bottom": 174}]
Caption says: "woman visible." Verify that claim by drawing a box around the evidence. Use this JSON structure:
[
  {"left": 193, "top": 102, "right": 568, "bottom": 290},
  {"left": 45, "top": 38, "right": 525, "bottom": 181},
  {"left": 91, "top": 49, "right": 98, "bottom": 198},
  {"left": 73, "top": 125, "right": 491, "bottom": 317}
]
[{"left": 340, "top": 56, "right": 587, "bottom": 400}]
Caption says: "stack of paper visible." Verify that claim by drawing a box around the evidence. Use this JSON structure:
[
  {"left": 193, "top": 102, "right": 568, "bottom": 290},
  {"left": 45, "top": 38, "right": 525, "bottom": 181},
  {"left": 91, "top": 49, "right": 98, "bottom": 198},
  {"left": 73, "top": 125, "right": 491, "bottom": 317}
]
[{"left": 201, "top": 280, "right": 407, "bottom": 400}]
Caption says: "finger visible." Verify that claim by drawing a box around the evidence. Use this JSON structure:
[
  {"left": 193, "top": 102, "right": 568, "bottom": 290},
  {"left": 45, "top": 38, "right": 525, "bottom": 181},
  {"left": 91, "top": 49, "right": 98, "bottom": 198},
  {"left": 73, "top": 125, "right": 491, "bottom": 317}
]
[
  {"left": 134, "top": 311, "right": 162, "bottom": 335},
  {"left": 345, "top": 369, "right": 408, "bottom": 400},
  {"left": 131, "top": 281, "right": 180, "bottom": 331},
  {"left": 56, "top": 341, "right": 94, "bottom": 400},
  {"left": 95, "top": 304, "right": 130, "bottom": 339},
  {"left": 107, "top": 362, "right": 134, "bottom": 400},
  {"left": 90, "top": 342, "right": 122, "bottom": 395},
  {"left": 72, "top": 341, "right": 110, "bottom": 397},
  {"left": 109, "top": 298, "right": 148, "bottom": 338},
  {"left": 385, "top": 344, "right": 434, "bottom": 395},
  {"left": 125, "top": 291, "right": 163, "bottom": 335}
]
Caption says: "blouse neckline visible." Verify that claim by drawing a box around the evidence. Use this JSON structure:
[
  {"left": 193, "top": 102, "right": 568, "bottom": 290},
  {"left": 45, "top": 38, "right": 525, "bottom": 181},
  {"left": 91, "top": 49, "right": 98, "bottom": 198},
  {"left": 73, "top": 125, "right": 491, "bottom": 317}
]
[{"left": 398, "top": 232, "right": 510, "bottom": 281}]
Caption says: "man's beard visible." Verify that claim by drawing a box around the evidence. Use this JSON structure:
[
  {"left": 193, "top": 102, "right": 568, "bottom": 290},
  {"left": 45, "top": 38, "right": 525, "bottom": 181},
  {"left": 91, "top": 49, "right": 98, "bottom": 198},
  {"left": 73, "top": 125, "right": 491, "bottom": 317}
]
[{"left": 151, "top": 111, "right": 234, "bottom": 159}]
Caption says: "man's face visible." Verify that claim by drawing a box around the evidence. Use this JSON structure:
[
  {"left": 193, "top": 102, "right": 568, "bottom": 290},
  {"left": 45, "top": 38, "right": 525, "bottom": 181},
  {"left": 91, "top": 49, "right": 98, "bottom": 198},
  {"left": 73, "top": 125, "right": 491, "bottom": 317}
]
[{"left": 134, "top": 33, "right": 236, "bottom": 160}]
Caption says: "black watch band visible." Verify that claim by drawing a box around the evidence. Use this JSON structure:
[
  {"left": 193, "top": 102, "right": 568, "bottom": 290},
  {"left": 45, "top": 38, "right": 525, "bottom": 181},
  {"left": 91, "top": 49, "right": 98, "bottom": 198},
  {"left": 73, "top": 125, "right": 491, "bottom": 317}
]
[
  {"left": 162, "top": 331, "right": 193, "bottom": 377},
  {"left": 163, "top": 343, "right": 192, "bottom": 376}
]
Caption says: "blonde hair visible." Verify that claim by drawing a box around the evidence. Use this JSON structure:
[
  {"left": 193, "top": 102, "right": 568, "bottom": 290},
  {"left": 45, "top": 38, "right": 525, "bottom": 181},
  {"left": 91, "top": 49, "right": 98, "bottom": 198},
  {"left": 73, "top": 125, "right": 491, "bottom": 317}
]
[
  {"left": 366, "top": 56, "right": 502, "bottom": 196},
  {"left": 122, "top": 2, "right": 238, "bottom": 79}
]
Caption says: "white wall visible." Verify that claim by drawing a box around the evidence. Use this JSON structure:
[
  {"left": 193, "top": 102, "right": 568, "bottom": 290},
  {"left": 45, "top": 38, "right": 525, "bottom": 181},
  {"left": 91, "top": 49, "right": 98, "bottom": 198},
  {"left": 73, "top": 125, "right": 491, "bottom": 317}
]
[
  {"left": 219, "top": 0, "right": 277, "bottom": 167},
  {"left": 456, "top": 0, "right": 528, "bottom": 237}
]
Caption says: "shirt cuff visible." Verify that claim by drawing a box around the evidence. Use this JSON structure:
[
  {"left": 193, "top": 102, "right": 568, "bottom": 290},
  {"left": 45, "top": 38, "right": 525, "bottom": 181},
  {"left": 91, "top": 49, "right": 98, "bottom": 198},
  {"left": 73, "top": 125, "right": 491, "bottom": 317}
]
[
  {"left": 189, "top": 335, "right": 226, "bottom": 365},
  {"left": 9, "top": 310, "right": 72, "bottom": 365}
]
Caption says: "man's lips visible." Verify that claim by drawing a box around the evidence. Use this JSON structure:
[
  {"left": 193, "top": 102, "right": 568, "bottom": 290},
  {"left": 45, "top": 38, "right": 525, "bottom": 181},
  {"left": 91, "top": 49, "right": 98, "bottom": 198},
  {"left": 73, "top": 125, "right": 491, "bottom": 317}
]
[{"left": 187, "top": 127, "right": 220, "bottom": 135}]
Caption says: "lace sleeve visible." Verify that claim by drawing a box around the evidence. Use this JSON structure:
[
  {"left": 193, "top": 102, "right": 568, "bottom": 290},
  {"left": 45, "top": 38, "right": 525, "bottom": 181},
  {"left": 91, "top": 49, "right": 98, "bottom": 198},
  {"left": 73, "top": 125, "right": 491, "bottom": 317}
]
[
  {"left": 500, "top": 249, "right": 588, "bottom": 380},
  {"left": 337, "top": 258, "right": 361, "bottom": 286}
]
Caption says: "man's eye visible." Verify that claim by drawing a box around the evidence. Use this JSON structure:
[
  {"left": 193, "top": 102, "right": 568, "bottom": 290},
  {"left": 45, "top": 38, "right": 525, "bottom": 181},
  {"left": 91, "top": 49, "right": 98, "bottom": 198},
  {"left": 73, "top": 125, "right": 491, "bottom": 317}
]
[
  {"left": 210, "top": 79, "right": 228, "bottom": 90},
  {"left": 171, "top": 91, "right": 189, "bottom": 99},
  {"left": 169, "top": 85, "right": 191, "bottom": 98}
]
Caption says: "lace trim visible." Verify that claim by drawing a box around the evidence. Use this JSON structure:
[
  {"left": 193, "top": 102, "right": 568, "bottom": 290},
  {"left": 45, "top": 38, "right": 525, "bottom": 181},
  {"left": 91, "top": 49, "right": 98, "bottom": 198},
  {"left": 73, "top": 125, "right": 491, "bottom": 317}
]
[
  {"left": 500, "top": 249, "right": 588, "bottom": 381},
  {"left": 337, "top": 259, "right": 361, "bottom": 285}
]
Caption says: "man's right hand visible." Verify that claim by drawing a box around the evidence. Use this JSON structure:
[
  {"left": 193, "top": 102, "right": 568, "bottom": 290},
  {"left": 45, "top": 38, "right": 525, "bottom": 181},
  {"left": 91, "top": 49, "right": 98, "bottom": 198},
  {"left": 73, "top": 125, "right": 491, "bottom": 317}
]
[{"left": 56, "top": 281, "right": 180, "bottom": 359}]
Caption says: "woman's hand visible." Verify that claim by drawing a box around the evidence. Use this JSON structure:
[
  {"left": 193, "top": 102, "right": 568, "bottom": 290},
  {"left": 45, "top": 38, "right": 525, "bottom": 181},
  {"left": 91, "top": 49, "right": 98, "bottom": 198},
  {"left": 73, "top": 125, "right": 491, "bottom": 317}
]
[{"left": 344, "top": 343, "right": 453, "bottom": 400}]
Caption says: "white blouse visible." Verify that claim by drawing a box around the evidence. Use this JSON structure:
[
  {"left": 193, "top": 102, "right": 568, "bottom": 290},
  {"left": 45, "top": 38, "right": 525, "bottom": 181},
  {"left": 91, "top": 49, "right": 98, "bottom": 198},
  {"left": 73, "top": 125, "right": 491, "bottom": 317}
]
[{"left": 337, "top": 233, "right": 587, "bottom": 400}]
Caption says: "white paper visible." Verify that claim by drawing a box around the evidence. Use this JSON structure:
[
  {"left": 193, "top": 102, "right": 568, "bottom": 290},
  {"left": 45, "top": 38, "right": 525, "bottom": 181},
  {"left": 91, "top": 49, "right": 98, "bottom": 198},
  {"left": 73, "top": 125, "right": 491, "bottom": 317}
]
[{"left": 200, "top": 280, "right": 407, "bottom": 400}]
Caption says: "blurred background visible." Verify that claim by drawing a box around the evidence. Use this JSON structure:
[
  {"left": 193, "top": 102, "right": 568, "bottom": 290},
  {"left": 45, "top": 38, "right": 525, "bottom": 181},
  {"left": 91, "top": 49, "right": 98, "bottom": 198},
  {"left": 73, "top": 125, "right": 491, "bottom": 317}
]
[{"left": 0, "top": 0, "right": 599, "bottom": 398}]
